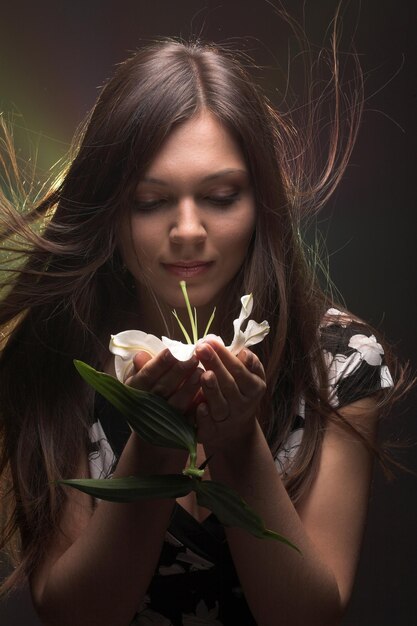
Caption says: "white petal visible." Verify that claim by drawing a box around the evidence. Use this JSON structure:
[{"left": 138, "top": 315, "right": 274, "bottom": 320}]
[
  {"left": 114, "top": 355, "right": 134, "bottom": 382},
  {"left": 161, "top": 337, "right": 196, "bottom": 361},
  {"left": 240, "top": 293, "right": 254, "bottom": 316},
  {"left": 109, "top": 331, "right": 166, "bottom": 382},
  {"left": 202, "top": 333, "right": 225, "bottom": 347},
  {"left": 109, "top": 330, "right": 165, "bottom": 359},
  {"left": 228, "top": 330, "right": 247, "bottom": 355},
  {"left": 232, "top": 293, "right": 253, "bottom": 339},
  {"left": 241, "top": 319, "right": 270, "bottom": 347},
  {"left": 228, "top": 296, "right": 270, "bottom": 355}
]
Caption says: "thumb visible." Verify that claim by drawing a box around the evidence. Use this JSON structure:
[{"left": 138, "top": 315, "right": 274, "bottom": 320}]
[{"left": 132, "top": 350, "right": 153, "bottom": 372}]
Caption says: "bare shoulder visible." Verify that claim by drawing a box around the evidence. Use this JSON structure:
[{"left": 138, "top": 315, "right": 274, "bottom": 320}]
[{"left": 30, "top": 453, "right": 94, "bottom": 605}]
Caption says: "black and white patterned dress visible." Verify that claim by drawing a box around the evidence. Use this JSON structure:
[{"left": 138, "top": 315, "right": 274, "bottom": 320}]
[{"left": 88, "top": 309, "right": 393, "bottom": 625}]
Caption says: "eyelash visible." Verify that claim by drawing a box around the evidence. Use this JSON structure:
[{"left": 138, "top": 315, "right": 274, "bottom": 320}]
[
  {"left": 134, "top": 199, "right": 166, "bottom": 212},
  {"left": 206, "top": 192, "right": 240, "bottom": 207},
  {"left": 134, "top": 192, "right": 240, "bottom": 212}
]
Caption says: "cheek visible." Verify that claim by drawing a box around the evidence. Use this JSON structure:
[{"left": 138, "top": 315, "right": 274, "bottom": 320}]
[
  {"left": 130, "top": 219, "right": 161, "bottom": 258},
  {"left": 221, "top": 213, "right": 255, "bottom": 256},
  {"left": 117, "top": 219, "right": 151, "bottom": 275}
]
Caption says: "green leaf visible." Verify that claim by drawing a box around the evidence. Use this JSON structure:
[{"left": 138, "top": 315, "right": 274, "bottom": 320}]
[
  {"left": 61, "top": 474, "right": 193, "bottom": 502},
  {"left": 192, "top": 479, "right": 301, "bottom": 552},
  {"left": 71, "top": 361, "right": 298, "bottom": 551},
  {"left": 74, "top": 360, "right": 197, "bottom": 453}
]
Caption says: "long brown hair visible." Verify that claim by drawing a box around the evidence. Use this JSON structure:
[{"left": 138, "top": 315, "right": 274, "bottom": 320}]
[{"left": 0, "top": 34, "right": 407, "bottom": 594}]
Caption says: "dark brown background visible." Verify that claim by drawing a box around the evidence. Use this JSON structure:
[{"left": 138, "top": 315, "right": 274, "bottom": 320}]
[{"left": 0, "top": 1, "right": 416, "bottom": 624}]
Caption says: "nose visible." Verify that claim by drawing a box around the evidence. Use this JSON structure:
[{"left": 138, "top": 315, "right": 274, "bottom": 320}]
[{"left": 169, "top": 198, "right": 207, "bottom": 246}]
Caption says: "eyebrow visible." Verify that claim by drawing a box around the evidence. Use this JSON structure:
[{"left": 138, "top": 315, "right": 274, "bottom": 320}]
[{"left": 140, "top": 168, "right": 249, "bottom": 186}]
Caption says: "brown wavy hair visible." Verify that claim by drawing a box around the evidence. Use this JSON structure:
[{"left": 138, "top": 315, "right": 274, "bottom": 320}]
[{"left": 0, "top": 32, "right": 409, "bottom": 595}]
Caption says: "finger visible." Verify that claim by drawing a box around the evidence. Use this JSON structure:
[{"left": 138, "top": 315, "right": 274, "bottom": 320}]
[
  {"left": 238, "top": 349, "right": 266, "bottom": 381},
  {"left": 132, "top": 350, "right": 153, "bottom": 371},
  {"left": 196, "top": 343, "right": 239, "bottom": 398},
  {"left": 209, "top": 341, "right": 266, "bottom": 394},
  {"left": 200, "top": 369, "right": 230, "bottom": 422},
  {"left": 236, "top": 349, "right": 267, "bottom": 401},
  {"left": 150, "top": 355, "right": 199, "bottom": 398},
  {"left": 196, "top": 342, "right": 263, "bottom": 400},
  {"left": 127, "top": 349, "right": 174, "bottom": 390},
  {"left": 169, "top": 367, "right": 203, "bottom": 414},
  {"left": 128, "top": 348, "right": 196, "bottom": 394},
  {"left": 185, "top": 388, "right": 205, "bottom": 421}
]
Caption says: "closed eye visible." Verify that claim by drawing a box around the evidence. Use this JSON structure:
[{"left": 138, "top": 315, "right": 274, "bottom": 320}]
[
  {"left": 134, "top": 198, "right": 167, "bottom": 212},
  {"left": 206, "top": 191, "right": 240, "bottom": 207}
]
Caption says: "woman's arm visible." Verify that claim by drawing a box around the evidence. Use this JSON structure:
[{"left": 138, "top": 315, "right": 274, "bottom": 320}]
[
  {"left": 196, "top": 340, "right": 378, "bottom": 626},
  {"left": 30, "top": 349, "right": 199, "bottom": 626},
  {"left": 31, "top": 435, "right": 187, "bottom": 626}
]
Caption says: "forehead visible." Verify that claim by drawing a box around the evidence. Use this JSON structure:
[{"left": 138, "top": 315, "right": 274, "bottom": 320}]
[{"left": 143, "top": 112, "right": 247, "bottom": 182}]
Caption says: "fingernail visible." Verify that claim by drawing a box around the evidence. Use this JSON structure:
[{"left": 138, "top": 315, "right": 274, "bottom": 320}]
[
  {"left": 163, "top": 349, "right": 174, "bottom": 362},
  {"left": 243, "top": 349, "right": 252, "bottom": 366},
  {"left": 197, "top": 344, "right": 212, "bottom": 360}
]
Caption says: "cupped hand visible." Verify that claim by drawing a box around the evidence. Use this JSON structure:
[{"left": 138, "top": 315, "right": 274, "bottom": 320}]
[
  {"left": 125, "top": 349, "right": 203, "bottom": 415},
  {"left": 193, "top": 339, "right": 266, "bottom": 448}
]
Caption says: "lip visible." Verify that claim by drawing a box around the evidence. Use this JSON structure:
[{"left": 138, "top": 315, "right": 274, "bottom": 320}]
[{"left": 162, "top": 261, "right": 214, "bottom": 278}]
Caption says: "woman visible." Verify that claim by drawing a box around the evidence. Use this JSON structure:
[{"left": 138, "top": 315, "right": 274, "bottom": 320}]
[{"left": 0, "top": 39, "right": 405, "bottom": 625}]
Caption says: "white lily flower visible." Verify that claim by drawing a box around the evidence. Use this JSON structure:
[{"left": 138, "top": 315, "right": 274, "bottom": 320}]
[
  {"left": 109, "top": 330, "right": 166, "bottom": 382},
  {"left": 228, "top": 294, "right": 270, "bottom": 354},
  {"left": 109, "top": 287, "right": 270, "bottom": 382},
  {"left": 158, "top": 333, "right": 222, "bottom": 362}
]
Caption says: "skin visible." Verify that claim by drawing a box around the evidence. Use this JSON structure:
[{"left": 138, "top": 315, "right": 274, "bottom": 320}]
[
  {"left": 118, "top": 111, "right": 256, "bottom": 336},
  {"left": 30, "top": 111, "right": 380, "bottom": 626}
]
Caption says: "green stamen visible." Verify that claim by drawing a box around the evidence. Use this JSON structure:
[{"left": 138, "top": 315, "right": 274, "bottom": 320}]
[
  {"left": 180, "top": 280, "right": 198, "bottom": 343},
  {"left": 203, "top": 306, "right": 216, "bottom": 338},
  {"left": 172, "top": 281, "right": 217, "bottom": 345},
  {"left": 172, "top": 310, "right": 193, "bottom": 345}
]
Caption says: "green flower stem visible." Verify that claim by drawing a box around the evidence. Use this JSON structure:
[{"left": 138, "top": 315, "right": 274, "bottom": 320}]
[
  {"left": 182, "top": 467, "right": 205, "bottom": 478},
  {"left": 68, "top": 283, "right": 299, "bottom": 551},
  {"left": 189, "top": 446, "right": 197, "bottom": 470},
  {"left": 183, "top": 445, "right": 205, "bottom": 478}
]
